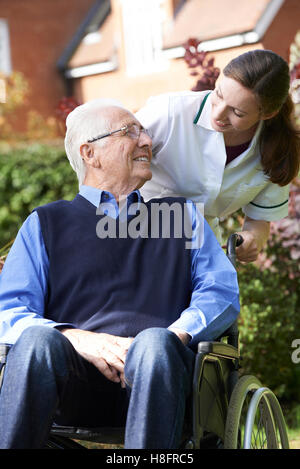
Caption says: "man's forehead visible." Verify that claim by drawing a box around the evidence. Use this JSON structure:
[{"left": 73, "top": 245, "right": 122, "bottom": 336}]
[{"left": 102, "top": 106, "right": 136, "bottom": 125}]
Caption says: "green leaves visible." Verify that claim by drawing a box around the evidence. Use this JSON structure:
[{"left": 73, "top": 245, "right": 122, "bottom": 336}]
[
  {"left": 0, "top": 143, "right": 78, "bottom": 246},
  {"left": 237, "top": 261, "right": 300, "bottom": 406},
  {"left": 220, "top": 184, "right": 300, "bottom": 420}
]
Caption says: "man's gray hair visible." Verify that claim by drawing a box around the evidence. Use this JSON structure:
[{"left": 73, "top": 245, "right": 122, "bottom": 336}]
[{"left": 64, "top": 98, "right": 125, "bottom": 186}]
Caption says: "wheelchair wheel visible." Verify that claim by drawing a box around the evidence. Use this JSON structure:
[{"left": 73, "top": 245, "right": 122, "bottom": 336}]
[{"left": 224, "top": 375, "right": 289, "bottom": 449}]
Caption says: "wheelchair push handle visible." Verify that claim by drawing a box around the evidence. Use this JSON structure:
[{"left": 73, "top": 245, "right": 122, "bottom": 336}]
[{"left": 226, "top": 233, "right": 243, "bottom": 268}]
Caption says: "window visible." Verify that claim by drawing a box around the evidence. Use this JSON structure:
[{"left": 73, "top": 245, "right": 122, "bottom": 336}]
[
  {"left": 0, "top": 19, "right": 11, "bottom": 75},
  {"left": 121, "top": 0, "right": 168, "bottom": 76}
]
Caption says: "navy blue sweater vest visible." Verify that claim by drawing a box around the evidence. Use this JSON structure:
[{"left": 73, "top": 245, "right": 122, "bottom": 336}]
[{"left": 35, "top": 194, "right": 192, "bottom": 337}]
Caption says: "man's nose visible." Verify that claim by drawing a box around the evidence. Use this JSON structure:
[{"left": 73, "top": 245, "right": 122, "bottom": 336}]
[{"left": 138, "top": 131, "right": 152, "bottom": 148}]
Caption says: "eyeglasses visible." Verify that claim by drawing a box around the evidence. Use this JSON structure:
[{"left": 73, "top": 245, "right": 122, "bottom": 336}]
[{"left": 87, "top": 123, "right": 152, "bottom": 143}]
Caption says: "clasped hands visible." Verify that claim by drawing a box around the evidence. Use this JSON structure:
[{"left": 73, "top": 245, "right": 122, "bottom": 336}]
[
  {"left": 60, "top": 327, "right": 190, "bottom": 387},
  {"left": 60, "top": 328, "right": 133, "bottom": 387}
]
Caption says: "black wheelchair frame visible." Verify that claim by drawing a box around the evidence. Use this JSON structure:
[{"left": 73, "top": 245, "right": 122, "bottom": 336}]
[{"left": 0, "top": 234, "right": 290, "bottom": 449}]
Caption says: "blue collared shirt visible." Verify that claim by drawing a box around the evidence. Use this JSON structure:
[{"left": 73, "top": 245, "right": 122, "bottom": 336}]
[{"left": 0, "top": 185, "right": 240, "bottom": 346}]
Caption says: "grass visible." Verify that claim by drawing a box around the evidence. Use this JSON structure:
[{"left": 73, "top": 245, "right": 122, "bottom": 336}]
[{"left": 288, "top": 428, "right": 300, "bottom": 449}]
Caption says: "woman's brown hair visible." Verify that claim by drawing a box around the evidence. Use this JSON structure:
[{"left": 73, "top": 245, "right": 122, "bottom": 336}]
[{"left": 223, "top": 49, "right": 300, "bottom": 186}]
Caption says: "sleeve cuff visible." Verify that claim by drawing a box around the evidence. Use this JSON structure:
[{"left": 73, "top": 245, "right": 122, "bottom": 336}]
[
  {"left": 168, "top": 307, "right": 207, "bottom": 340},
  {"left": 243, "top": 198, "right": 289, "bottom": 221}
]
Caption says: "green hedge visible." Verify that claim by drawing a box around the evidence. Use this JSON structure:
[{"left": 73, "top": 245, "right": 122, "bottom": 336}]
[
  {"left": 237, "top": 262, "right": 300, "bottom": 402},
  {"left": 0, "top": 143, "right": 78, "bottom": 246}
]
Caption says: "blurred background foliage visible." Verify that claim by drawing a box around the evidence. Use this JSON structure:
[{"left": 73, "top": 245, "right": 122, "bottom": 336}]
[
  {"left": 0, "top": 33, "right": 300, "bottom": 427},
  {"left": 220, "top": 180, "right": 300, "bottom": 426},
  {"left": 0, "top": 143, "right": 78, "bottom": 250},
  {"left": 0, "top": 70, "right": 59, "bottom": 141}
]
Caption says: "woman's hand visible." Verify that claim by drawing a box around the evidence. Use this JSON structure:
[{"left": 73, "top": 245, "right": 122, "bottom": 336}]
[
  {"left": 236, "top": 217, "right": 270, "bottom": 263},
  {"left": 235, "top": 231, "right": 259, "bottom": 262},
  {"left": 60, "top": 328, "right": 134, "bottom": 387}
]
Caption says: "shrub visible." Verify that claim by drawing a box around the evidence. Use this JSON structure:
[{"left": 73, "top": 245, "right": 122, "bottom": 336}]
[
  {"left": 0, "top": 142, "right": 78, "bottom": 246},
  {"left": 237, "top": 262, "right": 300, "bottom": 402},
  {"left": 183, "top": 38, "right": 220, "bottom": 91}
]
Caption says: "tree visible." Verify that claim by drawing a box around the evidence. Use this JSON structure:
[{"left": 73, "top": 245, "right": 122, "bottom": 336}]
[
  {"left": 0, "top": 71, "right": 29, "bottom": 137},
  {"left": 183, "top": 38, "right": 220, "bottom": 91},
  {"left": 55, "top": 96, "right": 82, "bottom": 135}
]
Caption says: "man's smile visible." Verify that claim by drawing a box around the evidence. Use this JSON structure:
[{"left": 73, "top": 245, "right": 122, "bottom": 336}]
[{"left": 133, "top": 153, "right": 151, "bottom": 162}]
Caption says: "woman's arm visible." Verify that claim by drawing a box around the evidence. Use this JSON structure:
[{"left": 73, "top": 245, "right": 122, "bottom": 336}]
[{"left": 236, "top": 216, "right": 270, "bottom": 262}]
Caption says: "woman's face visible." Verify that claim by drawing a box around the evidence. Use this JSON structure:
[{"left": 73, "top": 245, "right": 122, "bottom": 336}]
[{"left": 210, "top": 75, "right": 262, "bottom": 135}]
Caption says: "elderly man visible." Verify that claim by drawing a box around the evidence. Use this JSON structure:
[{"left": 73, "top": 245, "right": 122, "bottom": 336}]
[{"left": 0, "top": 99, "right": 239, "bottom": 449}]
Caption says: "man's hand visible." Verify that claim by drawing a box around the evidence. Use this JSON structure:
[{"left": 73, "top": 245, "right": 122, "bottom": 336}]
[
  {"left": 168, "top": 327, "right": 191, "bottom": 345},
  {"left": 60, "top": 328, "right": 134, "bottom": 387}
]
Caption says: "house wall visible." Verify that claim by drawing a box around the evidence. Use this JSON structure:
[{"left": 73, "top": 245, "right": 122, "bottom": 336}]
[
  {"left": 72, "top": 0, "right": 300, "bottom": 114},
  {"left": 0, "top": 0, "right": 95, "bottom": 132},
  {"left": 73, "top": 44, "right": 263, "bottom": 113},
  {"left": 261, "top": 0, "right": 300, "bottom": 61}
]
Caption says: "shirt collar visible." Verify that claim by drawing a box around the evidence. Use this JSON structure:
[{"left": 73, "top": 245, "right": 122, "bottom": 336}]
[
  {"left": 194, "top": 92, "right": 215, "bottom": 131},
  {"left": 79, "top": 184, "right": 142, "bottom": 209}
]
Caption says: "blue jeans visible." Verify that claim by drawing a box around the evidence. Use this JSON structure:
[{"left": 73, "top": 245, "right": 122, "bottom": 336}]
[{"left": 0, "top": 326, "right": 195, "bottom": 449}]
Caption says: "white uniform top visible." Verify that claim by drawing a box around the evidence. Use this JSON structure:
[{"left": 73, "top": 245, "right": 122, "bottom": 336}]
[{"left": 136, "top": 90, "right": 289, "bottom": 240}]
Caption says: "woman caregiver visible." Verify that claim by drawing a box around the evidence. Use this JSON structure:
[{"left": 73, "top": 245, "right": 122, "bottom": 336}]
[{"left": 136, "top": 49, "right": 300, "bottom": 262}]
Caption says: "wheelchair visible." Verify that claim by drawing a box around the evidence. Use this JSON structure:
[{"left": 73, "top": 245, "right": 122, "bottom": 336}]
[{"left": 0, "top": 234, "right": 289, "bottom": 449}]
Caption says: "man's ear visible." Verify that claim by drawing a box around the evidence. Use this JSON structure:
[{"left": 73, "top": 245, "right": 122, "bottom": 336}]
[{"left": 80, "top": 143, "right": 94, "bottom": 163}]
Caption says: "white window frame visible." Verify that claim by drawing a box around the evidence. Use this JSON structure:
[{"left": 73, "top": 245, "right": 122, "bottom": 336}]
[
  {"left": 0, "top": 19, "right": 11, "bottom": 75},
  {"left": 121, "top": 0, "right": 168, "bottom": 77}
]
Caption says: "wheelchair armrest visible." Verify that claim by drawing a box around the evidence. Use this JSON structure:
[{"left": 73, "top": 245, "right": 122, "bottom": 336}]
[
  {"left": 0, "top": 343, "right": 11, "bottom": 360},
  {"left": 197, "top": 341, "right": 239, "bottom": 359},
  {"left": 0, "top": 343, "right": 12, "bottom": 388}
]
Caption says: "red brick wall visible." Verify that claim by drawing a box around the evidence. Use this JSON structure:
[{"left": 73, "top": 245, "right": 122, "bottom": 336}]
[
  {"left": 0, "top": 0, "right": 95, "bottom": 132},
  {"left": 262, "top": 0, "right": 300, "bottom": 61}
]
